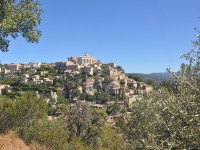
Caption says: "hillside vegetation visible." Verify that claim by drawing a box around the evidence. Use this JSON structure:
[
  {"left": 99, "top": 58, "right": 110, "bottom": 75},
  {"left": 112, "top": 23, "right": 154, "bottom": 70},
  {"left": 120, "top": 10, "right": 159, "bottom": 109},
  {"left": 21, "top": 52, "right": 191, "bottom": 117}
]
[
  {"left": 0, "top": 30, "right": 200, "bottom": 149},
  {"left": 127, "top": 72, "right": 175, "bottom": 85}
]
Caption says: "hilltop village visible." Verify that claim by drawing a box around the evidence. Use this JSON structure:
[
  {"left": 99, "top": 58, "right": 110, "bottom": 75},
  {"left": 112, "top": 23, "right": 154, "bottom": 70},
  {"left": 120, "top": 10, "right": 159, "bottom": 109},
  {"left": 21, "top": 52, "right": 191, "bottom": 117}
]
[{"left": 0, "top": 54, "right": 152, "bottom": 124}]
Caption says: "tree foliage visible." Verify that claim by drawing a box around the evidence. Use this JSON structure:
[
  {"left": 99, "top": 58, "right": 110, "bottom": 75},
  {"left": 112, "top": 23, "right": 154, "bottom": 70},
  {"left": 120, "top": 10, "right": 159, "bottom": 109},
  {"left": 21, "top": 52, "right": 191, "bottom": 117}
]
[
  {"left": 125, "top": 29, "right": 200, "bottom": 149},
  {"left": 66, "top": 104, "right": 107, "bottom": 148},
  {"left": 24, "top": 119, "right": 68, "bottom": 150},
  {"left": 0, "top": 92, "right": 47, "bottom": 133},
  {"left": 0, "top": 0, "right": 42, "bottom": 52}
]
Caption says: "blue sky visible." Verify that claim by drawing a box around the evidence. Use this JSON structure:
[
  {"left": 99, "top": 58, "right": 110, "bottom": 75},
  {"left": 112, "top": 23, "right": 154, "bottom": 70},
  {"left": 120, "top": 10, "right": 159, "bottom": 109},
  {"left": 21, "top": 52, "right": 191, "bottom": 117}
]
[{"left": 1, "top": 0, "right": 200, "bottom": 73}]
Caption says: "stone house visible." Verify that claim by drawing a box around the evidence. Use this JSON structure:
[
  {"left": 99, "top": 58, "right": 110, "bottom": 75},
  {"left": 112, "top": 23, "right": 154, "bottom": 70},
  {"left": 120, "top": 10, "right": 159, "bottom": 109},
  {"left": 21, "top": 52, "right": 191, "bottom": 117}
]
[
  {"left": 32, "top": 62, "right": 41, "bottom": 68},
  {"left": 43, "top": 78, "right": 53, "bottom": 84},
  {"left": 64, "top": 70, "right": 80, "bottom": 77},
  {"left": 66, "top": 64, "right": 81, "bottom": 71},
  {"left": 118, "top": 73, "right": 126, "bottom": 80},
  {"left": 64, "top": 70, "right": 72, "bottom": 75},
  {"left": 144, "top": 85, "right": 153, "bottom": 93},
  {"left": 0, "top": 84, "right": 10, "bottom": 94},
  {"left": 82, "top": 78, "right": 96, "bottom": 95},
  {"left": 24, "top": 63, "right": 32, "bottom": 69},
  {"left": 55, "top": 61, "right": 67, "bottom": 68},
  {"left": 66, "top": 60, "right": 77, "bottom": 66},
  {"left": 39, "top": 71, "right": 49, "bottom": 76},
  {"left": 33, "top": 75, "right": 40, "bottom": 80},
  {"left": 23, "top": 62, "right": 41, "bottom": 69},
  {"left": 107, "top": 113, "right": 126, "bottom": 125},
  {"left": 83, "top": 66, "right": 93, "bottom": 76},
  {"left": 128, "top": 78, "right": 137, "bottom": 88},
  {"left": 22, "top": 74, "right": 30, "bottom": 78},
  {"left": 92, "top": 63, "right": 102, "bottom": 73},
  {"left": 68, "top": 56, "right": 78, "bottom": 63},
  {"left": 22, "top": 78, "right": 28, "bottom": 83},
  {"left": 1, "top": 67, "right": 11, "bottom": 74},
  {"left": 107, "top": 63, "right": 116, "bottom": 68},
  {"left": 90, "top": 104, "right": 107, "bottom": 110},
  {"left": 33, "top": 79, "right": 43, "bottom": 85},
  {"left": 95, "top": 77, "right": 104, "bottom": 91},
  {"left": 45, "top": 91, "right": 58, "bottom": 101},
  {"left": 7, "top": 64, "right": 22, "bottom": 72},
  {"left": 109, "top": 81, "right": 121, "bottom": 96},
  {"left": 109, "top": 68, "right": 119, "bottom": 80}
]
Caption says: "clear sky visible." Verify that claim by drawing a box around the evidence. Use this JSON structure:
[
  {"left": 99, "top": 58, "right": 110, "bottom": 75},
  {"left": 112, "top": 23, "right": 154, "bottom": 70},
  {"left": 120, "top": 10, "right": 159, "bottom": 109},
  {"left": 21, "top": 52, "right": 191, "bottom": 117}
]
[{"left": 1, "top": 0, "right": 200, "bottom": 73}]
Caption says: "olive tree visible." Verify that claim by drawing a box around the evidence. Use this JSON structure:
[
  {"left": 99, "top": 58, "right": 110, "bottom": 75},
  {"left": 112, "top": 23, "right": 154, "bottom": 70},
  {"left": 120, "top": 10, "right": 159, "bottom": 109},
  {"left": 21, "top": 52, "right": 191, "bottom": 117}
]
[
  {"left": 0, "top": 0, "right": 42, "bottom": 52},
  {"left": 66, "top": 103, "right": 107, "bottom": 148},
  {"left": 125, "top": 29, "right": 200, "bottom": 149}
]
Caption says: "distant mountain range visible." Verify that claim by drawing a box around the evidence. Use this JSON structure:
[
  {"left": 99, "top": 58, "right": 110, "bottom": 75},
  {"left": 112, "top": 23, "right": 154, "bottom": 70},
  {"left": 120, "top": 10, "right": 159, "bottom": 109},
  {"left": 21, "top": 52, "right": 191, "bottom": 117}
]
[{"left": 127, "top": 72, "right": 175, "bottom": 85}]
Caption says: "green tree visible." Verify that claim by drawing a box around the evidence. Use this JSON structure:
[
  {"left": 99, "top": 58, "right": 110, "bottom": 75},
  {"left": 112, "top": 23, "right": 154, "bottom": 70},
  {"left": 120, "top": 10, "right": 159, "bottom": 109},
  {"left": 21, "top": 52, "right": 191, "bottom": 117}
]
[
  {"left": 0, "top": 92, "right": 48, "bottom": 134},
  {"left": 116, "top": 65, "right": 124, "bottom": 72},
  {"left": 66, "top": 104, "right": 106, "bottom": 148},
  {"left": 95, "top": 91, "right": 111, "bottom": 103},
  {"left": 67, "top": 137, "right": 91, "bottom": 150},
  {"left": 102, "top": 125, "right": 126, "bottom": 150},
  {"left": 14, "top": 92, "right": 48, "bottom": 137},
  {"left": 0, "top": 96, "right": 16, "bottom": 132},
  {"left": 24, "top": 119, "right": 68, "bottom": 150},
  {"left": 107, "top": 103, "right": 120, "bottom": 114},
  {"left": 0, "top": 0, "right": 42, "bottom": 52},
  {"left": 80, "top": 92, "right": 87, "bottom": 100},
  {"left": 125, "top": 29, "right": 200, "bottom": 149}
]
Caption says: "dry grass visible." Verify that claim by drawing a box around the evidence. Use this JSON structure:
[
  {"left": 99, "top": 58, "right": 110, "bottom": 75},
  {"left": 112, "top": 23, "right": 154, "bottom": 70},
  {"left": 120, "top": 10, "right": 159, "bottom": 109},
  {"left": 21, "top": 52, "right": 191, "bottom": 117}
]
[
  {"left": 0, "top": 131, "right": 48, "bottom": 150},
  {"left": 0, "top": 131, "right": 30, "bottom": 150}
]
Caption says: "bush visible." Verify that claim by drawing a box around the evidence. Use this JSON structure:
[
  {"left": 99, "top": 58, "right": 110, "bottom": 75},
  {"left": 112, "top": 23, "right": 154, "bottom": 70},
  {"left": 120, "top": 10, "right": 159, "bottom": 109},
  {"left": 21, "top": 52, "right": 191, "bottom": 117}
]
[
  {"left": 24, "top": 119, "right": 68, "bottom": 150},
  {"left": 0, "top": 92, "right": 48, "bottom": 135}
]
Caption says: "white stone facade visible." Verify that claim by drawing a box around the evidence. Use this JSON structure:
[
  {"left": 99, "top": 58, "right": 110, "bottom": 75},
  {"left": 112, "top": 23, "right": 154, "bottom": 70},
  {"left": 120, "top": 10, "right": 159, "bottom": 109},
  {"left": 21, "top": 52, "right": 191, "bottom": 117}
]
[{"left": 78, "top": 53, "right": 97, "bottom": 65}]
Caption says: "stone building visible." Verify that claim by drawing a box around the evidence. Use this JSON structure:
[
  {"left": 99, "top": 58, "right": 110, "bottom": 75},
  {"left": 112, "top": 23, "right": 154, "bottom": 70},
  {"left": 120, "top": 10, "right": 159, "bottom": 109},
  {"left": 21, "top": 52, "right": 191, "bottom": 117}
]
[
  {"left": 82, "top": 78, "right": 96, "bottom": 95},
  {"left": 1, "top": 67, "right": 10, "bottom": 74},
  {"left": 32, "top": 62, "right": 41, "bottom": 68},
  {"left": 55, "top": 61, "right": 67, "bottom": 68},
  {"left": 78, "top": 53, "right": 97, "bottom": 65},
  {"left": 128, "top": 78, "right": 137, "bottom": 88},
  {"left": 92, "top": 63, "right": 102, "bottom": 73},
  {"left": 109, "top": 81, "right": 121, "bottom": 96},
  {"left": 0, "top": 84, "right": 10, "bottom": 95},
  {"left": 7, "top": 64, "right": 22, "bottom": 72},
  {"left": 66, "top": 64, "right": 81, "bottom": 71},
  {"left": 68, "top": 56, "right": 78, "bottom": 63},
  {"left": 24, "top": 62, "right": 41, "bottom": 69},
  {"left": 24, "top": 64, "right": 32, "bottom": 69},
  {"left": 109, "top": 68, "right": 119, "bottom": 80},
  {"left": 107, "top": 63, "right": 116, "bottom": 68},
  {"left": 83, "top": 66, "right": 93, "bottom": 75}
]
